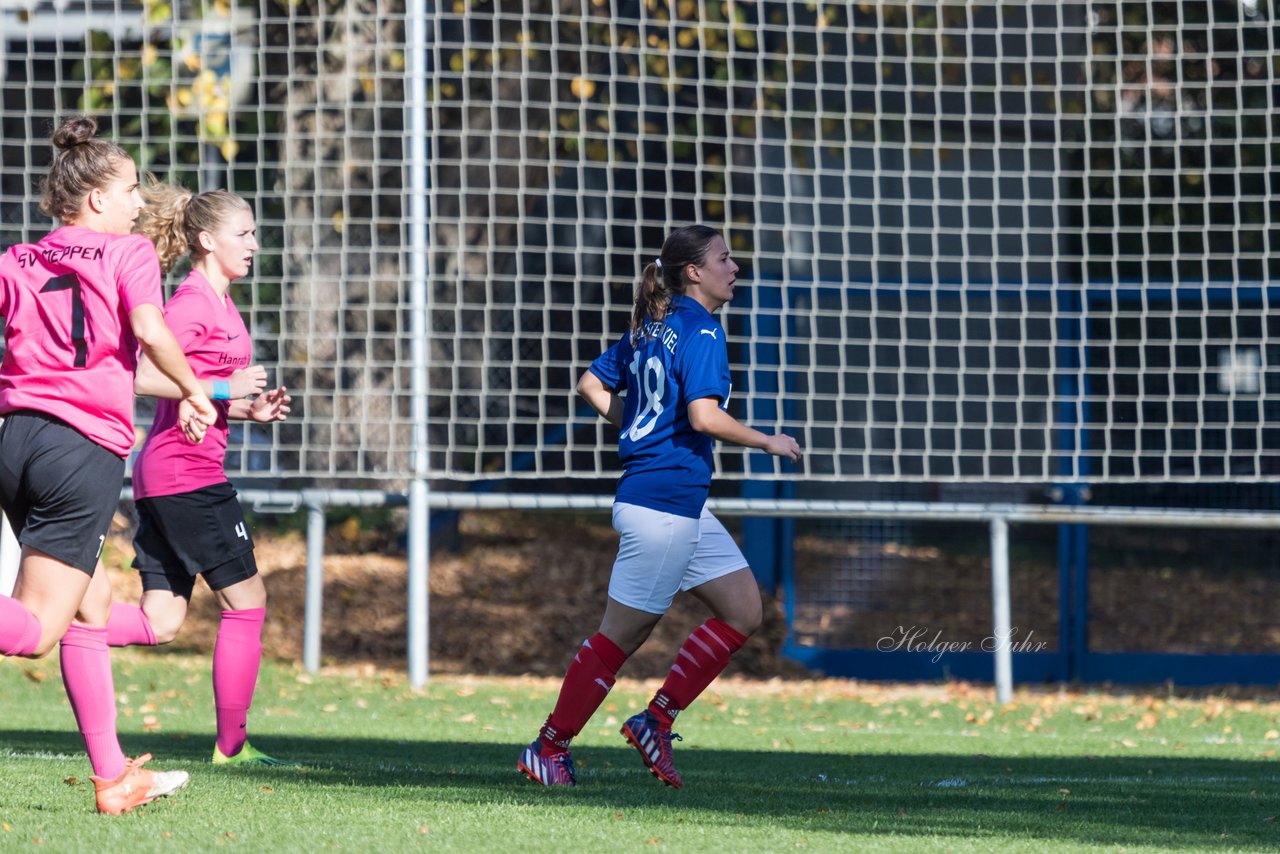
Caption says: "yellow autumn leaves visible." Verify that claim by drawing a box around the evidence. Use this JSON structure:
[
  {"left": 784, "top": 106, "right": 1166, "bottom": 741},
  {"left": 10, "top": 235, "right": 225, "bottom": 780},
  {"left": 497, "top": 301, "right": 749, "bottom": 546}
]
[{"left": 166, "top": 63, "right": 240, "bottom": 162}]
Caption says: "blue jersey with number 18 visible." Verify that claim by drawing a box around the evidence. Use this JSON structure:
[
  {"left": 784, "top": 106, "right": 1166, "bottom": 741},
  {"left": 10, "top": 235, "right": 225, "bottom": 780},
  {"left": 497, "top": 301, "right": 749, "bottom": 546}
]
[{"left": 588, "top": 293, "right": 731, "bottom": 519}]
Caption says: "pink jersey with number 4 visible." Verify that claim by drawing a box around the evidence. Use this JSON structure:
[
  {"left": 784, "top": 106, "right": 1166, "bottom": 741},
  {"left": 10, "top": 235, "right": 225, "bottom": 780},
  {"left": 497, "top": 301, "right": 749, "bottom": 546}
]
[
  {"left": 0, "top": 226, "right": 163, "bottom": 457},
  {"left": 132, "top": 270, "right": 252, "bottom": 499}
]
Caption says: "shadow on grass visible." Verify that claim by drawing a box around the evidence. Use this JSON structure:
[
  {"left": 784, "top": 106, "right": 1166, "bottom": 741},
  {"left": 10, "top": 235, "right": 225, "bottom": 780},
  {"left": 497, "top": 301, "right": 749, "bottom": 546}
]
[{"left": 4, "top": 728, "right": 1278, "bottom": 847}]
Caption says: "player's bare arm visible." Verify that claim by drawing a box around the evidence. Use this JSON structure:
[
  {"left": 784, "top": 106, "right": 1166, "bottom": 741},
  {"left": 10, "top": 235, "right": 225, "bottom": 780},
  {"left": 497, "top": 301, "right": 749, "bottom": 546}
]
[
  {"left": 129, "top": 303, "right": 216, "bottom": 442},
  {"left": 687, "top": 397, "right": 802, "bottom": 462},
  {"left": 577, "top": 369, "right": 624, "bottom": 429},
  {"left": 135, "top": 357, "right": 267, "bottom": 401}
]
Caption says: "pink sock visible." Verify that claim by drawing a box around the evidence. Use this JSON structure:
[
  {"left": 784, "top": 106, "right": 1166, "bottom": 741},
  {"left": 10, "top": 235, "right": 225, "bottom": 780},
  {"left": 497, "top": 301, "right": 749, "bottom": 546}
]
[
  {"left": 59, "top": 624, "right": 126, "bottom": 779},
  {"left": 105, "top": 603, "right": 157, "bottom": 647},
  {"left": 213, "top": 607, "right": 265, "bottom": 758},
  {"left": 0, "top": 595, "right": 42, "bottom": 656}
]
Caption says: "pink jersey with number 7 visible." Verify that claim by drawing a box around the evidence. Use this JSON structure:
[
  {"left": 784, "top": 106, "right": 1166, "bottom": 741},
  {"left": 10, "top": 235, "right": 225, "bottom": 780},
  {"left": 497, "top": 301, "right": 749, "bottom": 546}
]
[{"left": 0, "top": 226, "right": 163, "bottom": 458}]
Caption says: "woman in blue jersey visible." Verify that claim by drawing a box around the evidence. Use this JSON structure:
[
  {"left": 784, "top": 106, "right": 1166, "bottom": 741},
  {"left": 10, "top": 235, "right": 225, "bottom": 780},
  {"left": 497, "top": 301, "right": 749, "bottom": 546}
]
[{"left": 518, "top": 225, "right": 802, "bottom": 788}]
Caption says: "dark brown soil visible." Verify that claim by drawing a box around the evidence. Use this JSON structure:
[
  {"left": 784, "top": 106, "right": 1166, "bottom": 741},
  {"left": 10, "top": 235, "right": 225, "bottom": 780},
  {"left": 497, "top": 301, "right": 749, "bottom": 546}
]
[
  {"left": 103, "top": 508, "right": 1280, "bottom": 682},
  {"left": 103, "top": 509, "right": 804, "bottom": 680}
]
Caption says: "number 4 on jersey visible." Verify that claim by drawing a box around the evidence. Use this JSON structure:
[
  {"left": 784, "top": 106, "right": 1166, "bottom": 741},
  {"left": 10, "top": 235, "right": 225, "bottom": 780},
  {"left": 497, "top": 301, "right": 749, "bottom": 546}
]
[{"left": 41, "top": 273, "right": 87, "bottom": 368}]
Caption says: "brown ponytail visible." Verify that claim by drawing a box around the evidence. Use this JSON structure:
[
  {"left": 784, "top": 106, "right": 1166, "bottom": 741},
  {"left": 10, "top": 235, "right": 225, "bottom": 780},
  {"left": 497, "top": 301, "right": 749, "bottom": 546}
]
[{"left": 629, "top": 225, "right": 723, "bottom": 341}]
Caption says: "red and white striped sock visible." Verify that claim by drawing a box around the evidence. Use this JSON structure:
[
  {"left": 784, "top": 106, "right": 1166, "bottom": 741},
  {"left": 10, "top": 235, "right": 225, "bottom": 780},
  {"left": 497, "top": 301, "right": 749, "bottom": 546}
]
[
  {"left": 648, "top": 619, "right": 748, "bottom": 728},
  {"left": 540, "top": 632, "right": 628, "bottom": 755}
]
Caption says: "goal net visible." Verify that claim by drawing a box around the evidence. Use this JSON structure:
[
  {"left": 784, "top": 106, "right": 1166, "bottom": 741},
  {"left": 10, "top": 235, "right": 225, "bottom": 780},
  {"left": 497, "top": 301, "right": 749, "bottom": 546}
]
[{"left": 2, "top": 1, "right": 1276, "bottom": 486}]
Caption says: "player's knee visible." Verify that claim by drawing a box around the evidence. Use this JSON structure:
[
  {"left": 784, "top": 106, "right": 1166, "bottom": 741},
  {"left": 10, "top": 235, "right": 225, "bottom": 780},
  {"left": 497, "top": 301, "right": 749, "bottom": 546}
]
[
  {"left": 27, "top": 635, "right": 59, "bottom": 659},
  {"left": 146, "top": 612, "right": 186, "bottom": 644},
  {"left": 726, "top": 603, "right": 762, "bottom": 638},
  {"left": 607, "top": 623, "right": 654, "bottom": 656},
  {"left": 718, "top": 592, "right": 763, "bottom": 637}
]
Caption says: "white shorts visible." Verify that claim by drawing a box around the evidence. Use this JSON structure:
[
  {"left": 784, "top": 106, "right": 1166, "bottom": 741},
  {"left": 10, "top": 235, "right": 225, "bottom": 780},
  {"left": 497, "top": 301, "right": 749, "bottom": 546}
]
[{"left": 607, "top": 502, "right": 748, "bottom": 615}]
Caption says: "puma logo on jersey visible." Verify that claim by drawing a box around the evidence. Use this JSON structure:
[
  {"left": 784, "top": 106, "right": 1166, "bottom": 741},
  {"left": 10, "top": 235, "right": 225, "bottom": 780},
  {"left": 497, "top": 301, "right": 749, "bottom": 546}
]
[{"left": 699, "top": 328, "right": 718, "bottom": 339}]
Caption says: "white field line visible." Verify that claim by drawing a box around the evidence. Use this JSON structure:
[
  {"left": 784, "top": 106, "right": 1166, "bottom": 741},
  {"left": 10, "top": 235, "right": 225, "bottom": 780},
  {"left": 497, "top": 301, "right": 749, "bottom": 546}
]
[
  {"left": 802, "top": 772, "right": 1280, "bottom": 788},
  {"left": 0, "top": 748, "right": 82, "bottom": 761}
]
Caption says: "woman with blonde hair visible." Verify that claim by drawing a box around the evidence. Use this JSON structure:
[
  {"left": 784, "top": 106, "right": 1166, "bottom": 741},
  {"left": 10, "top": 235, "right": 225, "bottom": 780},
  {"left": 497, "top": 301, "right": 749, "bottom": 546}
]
[{"left": 106, "top": 179, "right": 292, "bottom": 766}]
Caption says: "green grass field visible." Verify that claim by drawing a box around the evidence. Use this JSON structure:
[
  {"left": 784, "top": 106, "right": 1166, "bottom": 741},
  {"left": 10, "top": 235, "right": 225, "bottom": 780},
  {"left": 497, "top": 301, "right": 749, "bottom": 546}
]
[{"left": 1, "top": 651, "right": 1278, "bottom": 852}]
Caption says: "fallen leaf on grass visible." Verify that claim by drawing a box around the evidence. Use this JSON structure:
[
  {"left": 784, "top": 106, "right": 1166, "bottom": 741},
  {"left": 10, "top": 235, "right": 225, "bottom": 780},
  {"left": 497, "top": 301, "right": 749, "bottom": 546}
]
[{"left": 22, "top": 669, "right": 45, "bottom": 683}]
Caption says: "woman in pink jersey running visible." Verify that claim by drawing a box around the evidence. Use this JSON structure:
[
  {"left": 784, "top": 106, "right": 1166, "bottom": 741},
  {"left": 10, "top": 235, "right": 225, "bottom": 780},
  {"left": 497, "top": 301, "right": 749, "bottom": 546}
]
[
  {"left": 0, "top": 115, "right": 216, "bottom": 814},
  {"left": 106, "top": 180, "right": 292, "bottom": 766}
]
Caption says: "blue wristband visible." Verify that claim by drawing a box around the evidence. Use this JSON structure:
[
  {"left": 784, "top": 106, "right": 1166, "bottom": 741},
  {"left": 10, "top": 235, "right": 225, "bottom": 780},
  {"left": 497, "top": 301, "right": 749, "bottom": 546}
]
[{"left": 212, "top": 381, "right": 231, "bottom": 400}]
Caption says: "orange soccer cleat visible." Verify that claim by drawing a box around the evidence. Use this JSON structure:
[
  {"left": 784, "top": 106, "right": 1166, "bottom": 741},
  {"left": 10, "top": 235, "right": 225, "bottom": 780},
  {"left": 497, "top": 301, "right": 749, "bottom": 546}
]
[{"left": 91, "top": 753, "right": 189, "bottom": 815}]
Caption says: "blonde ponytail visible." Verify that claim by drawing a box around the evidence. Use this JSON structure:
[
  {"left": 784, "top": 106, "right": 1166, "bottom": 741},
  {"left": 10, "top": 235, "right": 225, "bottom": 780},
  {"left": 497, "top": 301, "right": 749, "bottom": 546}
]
[{"left": 136, "top": 176, "right": 194, "bottom": 271}]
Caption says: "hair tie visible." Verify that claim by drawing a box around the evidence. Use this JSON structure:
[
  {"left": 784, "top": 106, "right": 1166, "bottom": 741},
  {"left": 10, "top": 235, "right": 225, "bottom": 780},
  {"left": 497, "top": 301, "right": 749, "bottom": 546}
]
[{"left": 654, "top": 258, "right": 662, "bottom": 270}]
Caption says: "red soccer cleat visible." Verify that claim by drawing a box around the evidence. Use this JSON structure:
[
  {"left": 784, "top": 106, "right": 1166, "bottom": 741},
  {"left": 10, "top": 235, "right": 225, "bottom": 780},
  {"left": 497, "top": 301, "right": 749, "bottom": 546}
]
[
  {"left": 620, "top": 711, "right": 683, "bottom": 788},
  {"left": 517, "top": 740, "right": 577, "bottom": 787}
]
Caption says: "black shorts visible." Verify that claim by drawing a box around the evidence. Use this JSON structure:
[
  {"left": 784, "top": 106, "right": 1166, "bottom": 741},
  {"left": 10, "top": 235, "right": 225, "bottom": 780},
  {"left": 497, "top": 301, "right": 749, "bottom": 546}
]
[
  {"left": 133, "top": 481, "right": 258, "bottom": 597},
  {"left": 0, "top": 410, "right": 125, "bottom": 576}
]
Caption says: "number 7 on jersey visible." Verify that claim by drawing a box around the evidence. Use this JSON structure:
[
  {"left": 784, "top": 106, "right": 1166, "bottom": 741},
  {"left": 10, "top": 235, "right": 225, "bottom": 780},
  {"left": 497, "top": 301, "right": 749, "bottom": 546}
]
[{"left": 41, "top": 272, "right": 87, "bottom": 368}]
